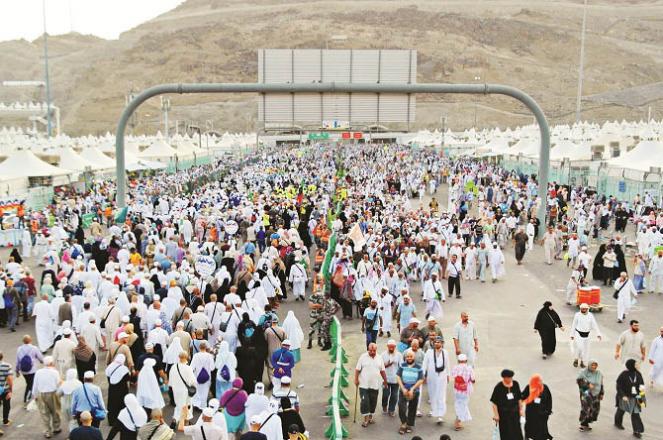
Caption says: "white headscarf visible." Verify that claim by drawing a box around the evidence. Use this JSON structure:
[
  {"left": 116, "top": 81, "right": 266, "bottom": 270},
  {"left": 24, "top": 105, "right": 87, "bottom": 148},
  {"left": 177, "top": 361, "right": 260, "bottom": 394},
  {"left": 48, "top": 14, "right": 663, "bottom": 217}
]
[
  {"left": 136, "top": 358, "right": 165, "bottom": 409},
  {"left": 245, "top": 382, "right": 270, "bottom": 424},
  {"left": 163, "top": 337, "right": 185, "bottom": 365},
  {"left": 59, "top": 368, "right": 81, "bottom": 395},
  {"left": 117, "top": 393, "right": 148, "bottom": 431},
  {"left": 282, "top": 310, "right": 304, "bottom": 350},
  {"left": 105, "top": 353, "right": 129, "bottom": 385},
  {"left": 214, "top": 341, "right": 237, "bottom": 371}
]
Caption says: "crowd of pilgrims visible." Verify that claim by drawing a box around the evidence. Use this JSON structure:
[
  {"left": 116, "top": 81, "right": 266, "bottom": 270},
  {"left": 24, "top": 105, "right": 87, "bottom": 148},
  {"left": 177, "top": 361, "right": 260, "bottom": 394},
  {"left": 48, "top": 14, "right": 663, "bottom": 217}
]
[{"left": 0, "top": 143, "right": 661, "bottom": 439}]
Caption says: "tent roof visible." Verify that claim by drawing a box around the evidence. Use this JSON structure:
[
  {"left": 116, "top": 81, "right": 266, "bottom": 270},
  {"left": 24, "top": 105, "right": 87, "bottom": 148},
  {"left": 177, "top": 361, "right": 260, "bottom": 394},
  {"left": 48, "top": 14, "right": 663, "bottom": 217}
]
[
  {"left": 58, "top": 147, "right": 109, "bottom": 171},
  {"left": 139, "top": 140, "right": 176, "bottom": 159},
  {"left": 79, "top": 147, "right": 116, "bottom": 169},
  {"left": 607, "top": 140, "right": 663, "bottom": 172},
  {"left": 0, "top": 149, "right": 71, "bottom": 180},
  {"left": 550, "top": 140, "right": 592, "bottom": 161}
]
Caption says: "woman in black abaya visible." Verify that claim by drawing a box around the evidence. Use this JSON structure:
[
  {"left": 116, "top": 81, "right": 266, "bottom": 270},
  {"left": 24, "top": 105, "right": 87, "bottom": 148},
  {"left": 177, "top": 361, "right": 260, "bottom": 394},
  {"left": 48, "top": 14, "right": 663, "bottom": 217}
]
[
  {"left": 105, "top": 353, "right": 131, "bottom": 425},
  {"left": 533, "top": 302, "right": 564, "bottom": 359}
]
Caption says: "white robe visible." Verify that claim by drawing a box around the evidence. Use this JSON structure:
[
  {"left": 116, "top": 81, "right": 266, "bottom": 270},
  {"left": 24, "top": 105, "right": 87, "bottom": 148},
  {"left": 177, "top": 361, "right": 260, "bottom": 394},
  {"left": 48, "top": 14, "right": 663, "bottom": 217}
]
[
  {"left": 489, "top": 248, "right": 505, "bottom": 280},
  {"left": 571, "top": 311, "right": 601, "bottom": 363},
  {"left": 190, "top": 352, "right": 215, "bottom": 409},
  {"left": 33, "top": 299, "right": 54, "bottom": 352},
  {"left": 282, "top": 311, "right": 304, "bottom": 353},
  {"left": 257, "top": 409, "right": 284, "bottom": 440},
  {"left": 614, "top": 278, "right": 638, "bottom": 321},
  {"left": 422, "top": 348, "right": 450, "bottom": 418},
  {"left": 422, "top": 279, "right": 444, "bottom": 320},
  {"left": 52, "top": 337, "right": 76, "bottom": 377},
  {"left": 288, "top": 263, "right": 308, "bottom": 299},
  {"left": 649, "top": 336, "right": 663, "bottom": 387},
  {"left": 169, "top": 362, "right": 196, "bottom": 421},
  {"left": 21, "top": 229, "right": 32, "bottom": 257}
]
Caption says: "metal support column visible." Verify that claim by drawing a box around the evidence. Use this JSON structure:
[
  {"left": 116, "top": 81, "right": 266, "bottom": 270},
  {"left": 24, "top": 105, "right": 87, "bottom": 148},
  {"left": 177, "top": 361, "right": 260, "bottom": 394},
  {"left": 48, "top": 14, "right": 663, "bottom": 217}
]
[{"left": 115, "top": 82, "right": 550, "bottom": 235}]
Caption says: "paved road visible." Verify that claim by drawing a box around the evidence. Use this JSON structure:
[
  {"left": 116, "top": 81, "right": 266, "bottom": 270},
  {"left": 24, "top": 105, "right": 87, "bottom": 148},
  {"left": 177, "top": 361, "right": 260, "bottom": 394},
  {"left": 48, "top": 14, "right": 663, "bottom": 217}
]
[{"left": 1, "top": 184, "right": 662, "bottom": 440}]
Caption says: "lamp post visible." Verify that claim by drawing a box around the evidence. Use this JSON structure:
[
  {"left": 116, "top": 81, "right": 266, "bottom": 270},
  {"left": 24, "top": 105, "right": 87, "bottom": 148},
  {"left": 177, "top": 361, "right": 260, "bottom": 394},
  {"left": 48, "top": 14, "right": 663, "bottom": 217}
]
[
  {"left": 42, "top": 0, "right": 52, "bottom": 137},
  {"left": 575, "top": 0, "right": 588, "bottom": 123},
  {"left": 473, "top": 76, "right": 481, "bottom": 128}
]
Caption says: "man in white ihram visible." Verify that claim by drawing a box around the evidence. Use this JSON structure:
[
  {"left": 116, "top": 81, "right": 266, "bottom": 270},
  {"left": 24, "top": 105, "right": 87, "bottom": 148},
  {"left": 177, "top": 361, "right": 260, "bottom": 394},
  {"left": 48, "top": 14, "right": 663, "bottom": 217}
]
[
  {"left": 571, "top": 303, "right": 602, "bottom": 368},
  {"left": 422, "top": 336, "right": 450, "bottom": 425},
  {"left": 649, "top": 250, "right": 663, "bottom": 294},
  {"left": 614, "top": 272, "right": 638, "bottom": 323},
  {"left": 648, "top": 326, "right": 663, "bottom": 387}
]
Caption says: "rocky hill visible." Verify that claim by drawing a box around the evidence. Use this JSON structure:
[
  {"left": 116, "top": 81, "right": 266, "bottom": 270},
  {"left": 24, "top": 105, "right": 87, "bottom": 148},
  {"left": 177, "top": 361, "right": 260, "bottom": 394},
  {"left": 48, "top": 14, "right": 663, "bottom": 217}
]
[{"left": 1, "top": 0, "right": 662, "bottom": 135}]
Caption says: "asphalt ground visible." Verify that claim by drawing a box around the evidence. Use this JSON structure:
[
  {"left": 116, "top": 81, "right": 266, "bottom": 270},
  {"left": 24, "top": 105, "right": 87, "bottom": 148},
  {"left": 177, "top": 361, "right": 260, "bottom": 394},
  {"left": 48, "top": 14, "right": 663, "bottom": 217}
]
[{"left": 0, "top": 184, "right": 661, "bottom": 440}]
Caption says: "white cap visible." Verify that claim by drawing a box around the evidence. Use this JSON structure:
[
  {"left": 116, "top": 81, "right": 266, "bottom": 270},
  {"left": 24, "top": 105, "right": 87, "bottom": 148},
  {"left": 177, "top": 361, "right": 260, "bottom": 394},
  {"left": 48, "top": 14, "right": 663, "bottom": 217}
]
[
  {"left": 63, "top": 328, "right": 72, "bottom": 335},
  {"left": 121, "top": 316, "right": 130, "bottom": 323},
  {"left": 84, "top": 370, "right": 95, "bottom": 379},
  {"left": 282, "top": 339, "right": 291, "bottom": 346},
  {"left": 145, "top": 342, "right": 154, "bottom": 350},
  {"left": 250, "top": 414, "right": 262, "bottom": 425},
  {"left": 409, "top": 317, "right": 420, "bottom": 325},
  {"left": 458, "top": 354, "right": 468, "bottom": 362},
  {"left": 579, "top": 303, "right": 589, "bottom": 309},
  {"left": 154, "top": 319, "right": 162, "bottom": 326},
  {"left": 118, "top": 332, "right": 128, "bottom": 339},
  {"left": 202, "top": 407, "right": 215, "bottom": 418},
  {"left": 387, "top": 339, "right": 397, "bottom": 346},
  {"left": 280, "top": 376, "right": 291, "bottom": 384}
]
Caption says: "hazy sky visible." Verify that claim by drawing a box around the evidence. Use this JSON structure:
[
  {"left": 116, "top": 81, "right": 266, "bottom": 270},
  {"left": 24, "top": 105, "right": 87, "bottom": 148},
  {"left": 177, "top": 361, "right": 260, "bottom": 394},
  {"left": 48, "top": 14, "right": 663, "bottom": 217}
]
[{"left": 0, "top": 0, "right": 185, "bottom": 42}]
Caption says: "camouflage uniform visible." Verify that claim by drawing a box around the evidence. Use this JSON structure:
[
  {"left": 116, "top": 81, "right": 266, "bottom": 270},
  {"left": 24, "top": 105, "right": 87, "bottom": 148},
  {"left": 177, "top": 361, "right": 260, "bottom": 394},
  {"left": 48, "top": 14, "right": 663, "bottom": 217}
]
[
  {"left": 308, "top": 290, "right": 324, "bottom": 347},
  {"left": 320, "top": 294, "right": 339, "bottom": 350}
]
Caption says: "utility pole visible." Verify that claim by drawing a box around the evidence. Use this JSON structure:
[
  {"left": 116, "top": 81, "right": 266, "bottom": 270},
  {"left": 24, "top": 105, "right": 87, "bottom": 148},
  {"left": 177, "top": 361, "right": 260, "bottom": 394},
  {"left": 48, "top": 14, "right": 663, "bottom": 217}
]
[
  {"left": 42, "top": 0, "right": 52, "bottom": 137},
  {"left": 575, "top": 0, "right": 588, "bottom": 123},
  {"left": 160, "top": 96, "right": 171, "bottom": 139}
]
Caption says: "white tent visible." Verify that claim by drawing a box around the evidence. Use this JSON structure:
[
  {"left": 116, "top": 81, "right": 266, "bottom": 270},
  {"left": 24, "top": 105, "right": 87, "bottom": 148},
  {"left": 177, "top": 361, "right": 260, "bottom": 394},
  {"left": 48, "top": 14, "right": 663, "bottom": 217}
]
[
  {"left": 0, "top": 149, "right": 71, "bottom": 180},
  {"left": 58, "top": 147, "right": 110, "bottom": 171},
  {"left": 139, "top": 140, "right": 177, "bottom": 160},
  {"left": 607, "top": 140, "right": 663, "bottom": 172},
  {"left": 79, "top": 147, "right": 116, "bottom": 169},
  {"left": 550, "top": 140, "right": 592, "bottom": 161}
]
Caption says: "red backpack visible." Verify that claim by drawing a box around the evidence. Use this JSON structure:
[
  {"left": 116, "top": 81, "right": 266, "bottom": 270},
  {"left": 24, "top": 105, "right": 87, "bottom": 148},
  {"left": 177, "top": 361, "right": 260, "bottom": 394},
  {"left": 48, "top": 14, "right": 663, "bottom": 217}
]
[{"left": 454, "top": 375, "right": 468, "bottom": 392}]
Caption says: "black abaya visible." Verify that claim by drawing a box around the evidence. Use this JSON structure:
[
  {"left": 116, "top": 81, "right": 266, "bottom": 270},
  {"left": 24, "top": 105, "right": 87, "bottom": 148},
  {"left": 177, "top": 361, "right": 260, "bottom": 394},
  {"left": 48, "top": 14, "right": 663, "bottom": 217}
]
[
  {"left": 107, "top": 372, "right": 130, "bottom": 425},
  {"left": 533, "top": 307, "right": 563, "bottom": 355},
  {"left": 490, "top": 381, "right": 524, "bottom": 440},
  {"left": 522, "top": 384, "right": 553, "bottom": 440}
]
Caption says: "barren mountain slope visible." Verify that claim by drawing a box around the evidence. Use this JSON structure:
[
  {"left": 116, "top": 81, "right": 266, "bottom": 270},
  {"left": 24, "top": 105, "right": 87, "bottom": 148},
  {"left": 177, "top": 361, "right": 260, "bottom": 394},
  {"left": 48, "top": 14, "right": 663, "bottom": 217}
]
[{"left": 1, "top": 0, "right": 661, "bottom": 134}]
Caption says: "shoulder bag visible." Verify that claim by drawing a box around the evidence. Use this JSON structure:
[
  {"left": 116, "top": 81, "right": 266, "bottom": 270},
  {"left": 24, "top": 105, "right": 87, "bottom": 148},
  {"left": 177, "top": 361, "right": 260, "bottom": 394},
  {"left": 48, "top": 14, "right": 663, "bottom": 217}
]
[
  {"left": 613, "top": 281, "right": 627, "bottom": 300},
  {"left": 100, "top": 306, "right": 114, "bottom": 329},
  {"left": 176, "top": 364, "right": 196, "bottom": 397},
  {"left": 82, "top": 384, "right": 107, "bottom": 421}
]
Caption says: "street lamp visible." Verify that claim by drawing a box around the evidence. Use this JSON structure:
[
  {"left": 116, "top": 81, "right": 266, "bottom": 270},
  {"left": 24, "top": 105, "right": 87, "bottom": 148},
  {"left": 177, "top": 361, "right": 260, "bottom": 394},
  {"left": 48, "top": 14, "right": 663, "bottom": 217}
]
[{"left": 473, "top": 76, "right": 481, "bottom": 128}]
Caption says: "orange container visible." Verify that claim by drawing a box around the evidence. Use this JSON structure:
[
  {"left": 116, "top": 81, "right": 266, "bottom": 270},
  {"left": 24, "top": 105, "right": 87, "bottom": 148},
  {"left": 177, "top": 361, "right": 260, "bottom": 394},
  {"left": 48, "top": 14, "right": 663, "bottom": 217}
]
[
  {"left": 588, "top": 286, "right": 601, "bottom": 304},
  {"left": 576, "top": 287, "right": 592, "bottom": 305}
]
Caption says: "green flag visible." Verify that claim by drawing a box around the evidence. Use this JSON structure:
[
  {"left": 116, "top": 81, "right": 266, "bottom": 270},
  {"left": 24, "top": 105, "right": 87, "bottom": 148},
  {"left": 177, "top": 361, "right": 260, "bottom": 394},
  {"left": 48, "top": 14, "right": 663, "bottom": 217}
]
[{"left": 114, "top": 206, "right": 128, "bottom": 224}]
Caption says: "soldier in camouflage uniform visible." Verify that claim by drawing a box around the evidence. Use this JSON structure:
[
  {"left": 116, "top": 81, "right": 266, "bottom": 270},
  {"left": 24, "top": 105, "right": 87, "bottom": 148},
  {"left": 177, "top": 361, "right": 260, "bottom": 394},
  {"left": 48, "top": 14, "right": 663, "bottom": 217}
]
[
  {"left": 320, "top": 290, "right": 339, "bottom": 351},
  {"left": 307, "top": 278, "right": 325, "bottom": 349}
]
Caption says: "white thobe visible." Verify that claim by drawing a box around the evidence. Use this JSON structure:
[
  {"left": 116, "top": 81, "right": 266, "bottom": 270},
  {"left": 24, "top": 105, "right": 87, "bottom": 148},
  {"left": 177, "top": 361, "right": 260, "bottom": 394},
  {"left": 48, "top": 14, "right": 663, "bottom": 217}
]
[
  {"left": 190, "top": 352, "right": 215, "bottom": 409},
  {"left": 422, "top": 348, "right": 450, "bottom": 418},
  {"left": 489, "top": 249, "right": 505, "bottom": 280},
  {"left": 614, "top": 278, "right": 638, "bottom": 321},
  {"left": 33, "top": 300, "right": 54, "bottom": 352},
  {"left": 379, "top": 296, "right": 393, "bottom": 333},
  {"left": 422, "top": 279, "right": 444, "bottom": 320},
  {"left": 571, "top": 311, "right": 601, "bottom": 363},
  {"left": 169, "top": 362, "right": 196, "bottom": 421},
  {"left": 288, "top": 263, "right": 308, "bottom": 299},
  {"left": 648, "top": 336, "right": 663, "bottom": 386},
  {"left": 52, "top": 338, "right": 76, "bottom": 377}
]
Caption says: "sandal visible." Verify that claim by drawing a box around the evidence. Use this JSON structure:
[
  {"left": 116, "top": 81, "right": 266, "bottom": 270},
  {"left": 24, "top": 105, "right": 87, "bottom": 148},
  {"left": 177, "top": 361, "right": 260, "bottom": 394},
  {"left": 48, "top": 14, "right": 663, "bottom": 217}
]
[
  {"left": 361, "top": 421, "right": 369, "bottom": 428},
  {"left": 398, "top": 425, "right": 406, "bottom": 435},
  {"left": 405, "top": 427, "right": 413, "bottom": 433}
]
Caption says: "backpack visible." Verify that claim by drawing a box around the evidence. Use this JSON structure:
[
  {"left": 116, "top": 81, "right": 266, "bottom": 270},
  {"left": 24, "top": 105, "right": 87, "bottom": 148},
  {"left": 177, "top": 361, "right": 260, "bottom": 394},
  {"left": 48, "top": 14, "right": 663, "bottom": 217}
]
[
  {"left": 19, "top": 354, "right": 33, "bottom": 372},
  {"left": 196, "top": 367, "right": 210, "bottom": 384},
  {"left": 454, "top": 375, "right": 468, "bottom": 392},
  {"left": 3, "top": 293, "right": 14, "bottom": 309}
]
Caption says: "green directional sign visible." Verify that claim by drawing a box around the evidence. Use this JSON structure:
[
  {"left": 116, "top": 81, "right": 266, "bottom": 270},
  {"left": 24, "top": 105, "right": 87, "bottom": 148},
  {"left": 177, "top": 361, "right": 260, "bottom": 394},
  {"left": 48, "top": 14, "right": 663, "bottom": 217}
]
[{"left": 308, "top": 132, "right": 330, "bottom": 140}]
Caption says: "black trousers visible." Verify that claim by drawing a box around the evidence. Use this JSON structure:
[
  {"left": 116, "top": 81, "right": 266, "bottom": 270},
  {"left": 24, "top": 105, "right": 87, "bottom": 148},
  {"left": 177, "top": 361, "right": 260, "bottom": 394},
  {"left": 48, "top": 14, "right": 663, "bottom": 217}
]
[
  {"left": 398, "top": 390, "right": 419, "bottom": 426},
  {"left": 23, "top": 373, "right": 35, "bottom": 402},
  {"left": 0, "top": 392, "right": 10, "bottom": 423},
  {"left": 615, "top": 408, "right": 644, "bottom": 434},
  {"left": 448, "top": 276, "right": 461, "bottom": 297},
  {"left": 359, "top": 388, "right": 379, "bottom": 416}
]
